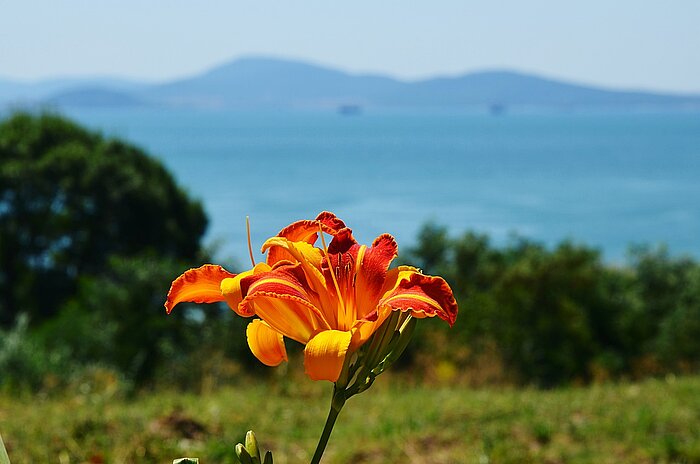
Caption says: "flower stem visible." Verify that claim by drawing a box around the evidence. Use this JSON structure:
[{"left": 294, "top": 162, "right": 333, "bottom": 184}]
[{"left": 310, "top": 388, "right": 346, "bottom": 464}]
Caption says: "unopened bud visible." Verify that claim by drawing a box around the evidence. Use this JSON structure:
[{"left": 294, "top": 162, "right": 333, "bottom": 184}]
[
  {"left": 245, "top": 430, "right": 262, "bottom": 462},
  {"left": 377, "top": 316, "right": 417, "bottom": 372},
  {"left": 235, "top": 443, "right": 254, "bottom": 464}
]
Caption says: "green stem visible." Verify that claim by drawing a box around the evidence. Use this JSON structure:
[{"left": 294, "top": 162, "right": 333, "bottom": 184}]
[{"left": 310, "top": 389, "right": 346, "bottom": 464}]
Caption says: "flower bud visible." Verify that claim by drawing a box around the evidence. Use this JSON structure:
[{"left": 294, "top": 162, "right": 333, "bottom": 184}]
[
  {"left": 235, "top": 443, "right": 254, "bottom": 464},
  {"left": 245, "top": 430, "right": 262, "bottom": 462}
]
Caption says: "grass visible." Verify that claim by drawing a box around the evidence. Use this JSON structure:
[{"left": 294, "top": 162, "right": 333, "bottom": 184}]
[{"left": 1, "top": 375, "right": 699, "bottom": 463}]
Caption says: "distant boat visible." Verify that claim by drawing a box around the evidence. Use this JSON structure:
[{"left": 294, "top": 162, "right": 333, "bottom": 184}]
[
  {"left": 338, "top": 104, "right": 362, "bottom": 116},
  {"left": 490, "top": 103, "right": 506, "bottom": 115}
]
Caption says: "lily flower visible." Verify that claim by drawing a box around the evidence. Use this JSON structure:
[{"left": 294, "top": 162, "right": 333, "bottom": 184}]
[{"left": 165, "top": 212, "right": 457, "bottom": 383}]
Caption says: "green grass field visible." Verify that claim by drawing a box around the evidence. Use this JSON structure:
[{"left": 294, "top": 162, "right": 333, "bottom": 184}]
[{"left": 1, "top": 375, "right": 699, "bottom": 463}]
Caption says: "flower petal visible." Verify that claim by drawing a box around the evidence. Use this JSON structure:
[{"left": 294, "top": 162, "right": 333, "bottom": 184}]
[
  {"left": 277, "top": 211, "right": 347, "bottom": 241},
  {"left": 379, "top": 267, "right": 458, "bottom": 327},
  {"left": 267, "top": 212, "right": 348, "bottom": 266},
  {"left": 243, "top": 294, "right": 330, "bottom": 344},
  {"left": 164, "top": 264, "right": 236, "bottom": 314},
  {"left": 261, "top": 238, "right": 338, "bottom": 325},
  {"left": 263, "top": 236, "right": 325, "bottom": 270},
  {"left": 239, "top": 266, "right": 331, "bottom": 343},
  {"left": 319, "top": 232, "right": 397, "bottom": 328},
  {"left": 314, "top": 211, "right": 348, "bottom": 233},
  {"left": 247, "top": 319, "right": 287, "bottom": 366},
  {"left": 304, "top": 329, "right": 354, "bottom": 382},
  {"left": 354, "top": 234, "right": 398, "bottom": 319},
  {"left": 220, "top": 262, "right": 271, "bottom": 316}
]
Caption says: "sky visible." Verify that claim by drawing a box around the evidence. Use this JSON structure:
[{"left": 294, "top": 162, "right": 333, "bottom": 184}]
[{"left": 1, "top": 1, "right": 699, "bottom": 93}]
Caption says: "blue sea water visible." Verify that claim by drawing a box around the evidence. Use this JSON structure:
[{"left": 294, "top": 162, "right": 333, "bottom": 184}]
[{"left": 64, "top": 108, "right": 700, "bottom": 263}]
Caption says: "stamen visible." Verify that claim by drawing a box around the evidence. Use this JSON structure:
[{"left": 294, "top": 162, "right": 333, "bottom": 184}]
[
  {"left": 246, "top": 216, "right": 256, "bottom": 267},
  {"left": 319, "top": 224, "right": 346, "bottom": 326}
]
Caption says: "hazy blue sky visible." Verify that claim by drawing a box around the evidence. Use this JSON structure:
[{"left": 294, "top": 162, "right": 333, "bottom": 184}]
[{"left": 1, "top": 1, "right": 699, "bottom": 92}]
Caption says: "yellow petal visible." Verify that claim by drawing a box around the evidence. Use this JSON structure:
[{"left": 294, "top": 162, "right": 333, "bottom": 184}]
[
  {"left": 262, "top": 237, "right": 338, "bottom": 326},
  {"left": 262, "top": 236, "right": 324, "bottom": 271},
  {"left": 220, "top": 262, "right": 271, "bottom": 316},
  {"left": 261, "top": 238, "right": 325, "bottom": 293},
  {"left": 245, "top": 294, "right": 330, "bottom": 344},
  {"left": 164, "top": 264, "right": 236, "bottom": 314},
  {"left": 247, "top": 319, "right": 287, "bottom": 366},
  {"left": 303, "top": 329, "right": 354, "bottom": 382}
]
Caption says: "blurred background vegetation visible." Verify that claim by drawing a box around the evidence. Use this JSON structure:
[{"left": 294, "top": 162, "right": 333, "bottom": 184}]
[
  {"left": 2, "top": 112, "right": 700, "bottom": 463},
  {"left": 1, "top": 111, "right": 700, "bottom": 395}
]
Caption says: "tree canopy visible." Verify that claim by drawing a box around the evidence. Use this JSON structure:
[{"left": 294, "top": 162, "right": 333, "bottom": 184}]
[
  {"left": 406, "top": 225, "right": 700, "bottom": 386},
  {"left": 0, "top": 112, "right": 208, "bottom": 326}
]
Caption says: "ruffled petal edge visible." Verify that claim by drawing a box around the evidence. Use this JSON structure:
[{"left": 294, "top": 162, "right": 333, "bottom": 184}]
[
  {"left": 379, "top": 267, "right": 458, "bottom": 327},
  {"left": 165, "top": 264, "right": 236, "bottom": 314}
]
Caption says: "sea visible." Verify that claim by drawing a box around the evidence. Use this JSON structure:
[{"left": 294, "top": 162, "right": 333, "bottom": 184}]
[{"left": 62, "top": 107, "right": 700, "bottom": 264}]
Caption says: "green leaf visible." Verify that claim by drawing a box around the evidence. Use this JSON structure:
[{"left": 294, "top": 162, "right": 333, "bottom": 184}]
[{"left": 0, "top": 433, "right": 10, "bottom": 464}]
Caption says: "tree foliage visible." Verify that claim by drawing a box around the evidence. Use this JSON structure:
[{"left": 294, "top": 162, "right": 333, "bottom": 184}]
[
  {"left": 0, "top": 112, "right": 216, "bottom": 388},
  {"left": 0, "top": 112, "right": 208, "bottom": 326},
  {"left": 407, "top": 224, "right": 700, "bottom": 386}
]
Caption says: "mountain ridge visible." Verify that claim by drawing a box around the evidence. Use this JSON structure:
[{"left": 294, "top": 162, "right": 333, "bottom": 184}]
[{"left": 2, "top": 57, "right": 699, "bottom": 110}]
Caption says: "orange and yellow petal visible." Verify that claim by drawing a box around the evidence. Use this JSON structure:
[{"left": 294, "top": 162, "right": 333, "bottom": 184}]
[
  {"left": 267, "top": 212, "right": 348, "bottom": 265},
  {"left": 303, "top": 329, "right": 354, "bottom": 382},
  {"left": 261, "top": 238, "right": 338, "bottom": 323},
  {"left": 319, "top": 230, "right": 393, "bottom": 326},
  {"left": 353, "top": 233, "right": 398, "bottom": 319},
  {"left": 220, "top": 262, "right": 271, "bottom": 316},
  {"left": 263, "top": 237, "right": 324, "bottom": 271},
  {"left": 240, "top": 292, "right": 330, "bottom": 344},
  {"left": 164, "top": 264, "right": 236, "bottom": 314},
  {"left": 242, "top": 263, "right": 317, "bottom": 304},
  {"left": 246, "top": 319, "right": 287, "bottom": 366},
  {"left": 379, "top": 267, "right": 458, "bottom": 327}
]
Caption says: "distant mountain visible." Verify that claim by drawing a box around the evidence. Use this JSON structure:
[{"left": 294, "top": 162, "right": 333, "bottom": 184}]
[
  {"left": 147, "top": 57, "right": 404, "bottom": 108},
  {"left": 146, "top": 58, "right": 700, "bottom": 109},
  {"left": 0, "top": 77, "right": 148, "bottom": 106},
  {"left": 384, "top": 70, "right": 700, "bottom": 107},
  {"left": 2, "top": 57, "right": 699, "bottom": 110},
  {"left": 47, "top": 87, "right": 147, "bottom": 108}
]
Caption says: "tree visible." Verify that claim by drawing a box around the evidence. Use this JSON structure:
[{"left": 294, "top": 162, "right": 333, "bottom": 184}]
[{"left": 0, "top": 112, "right": 208, "bottom": 327}]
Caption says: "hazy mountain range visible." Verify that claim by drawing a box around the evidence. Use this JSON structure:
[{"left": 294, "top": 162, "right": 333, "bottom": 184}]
[{"left": 2, "top": 57, "right": 700, "bottom": 110}]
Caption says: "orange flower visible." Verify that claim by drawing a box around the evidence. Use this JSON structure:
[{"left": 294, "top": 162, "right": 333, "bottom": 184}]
[{"left": 165, "top": 212, "right": 457, "bottom": 382}]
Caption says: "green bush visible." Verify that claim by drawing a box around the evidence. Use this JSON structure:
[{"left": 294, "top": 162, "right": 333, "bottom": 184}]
[
  {"left": 0, "top": 111, "right": 207, "bottom": 327},
  {"left": 0, "top": 112, "right": 212, "bottom": 388},
  {"left": 0, "top": 315, "right": 61, "bottom": 391},
  {"left": 407, "top": 224, "right": 700, "bottom": 386}
]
